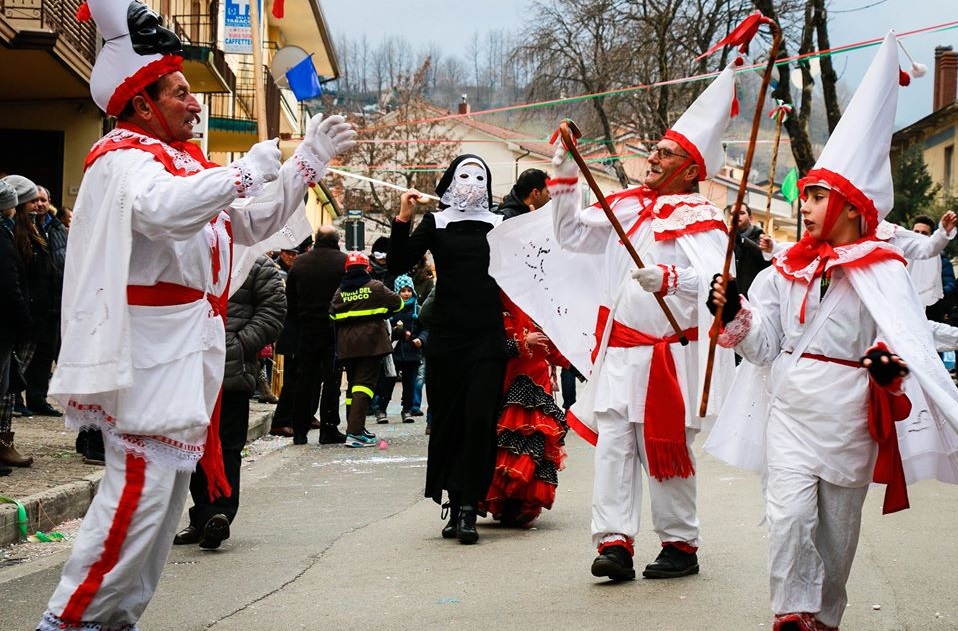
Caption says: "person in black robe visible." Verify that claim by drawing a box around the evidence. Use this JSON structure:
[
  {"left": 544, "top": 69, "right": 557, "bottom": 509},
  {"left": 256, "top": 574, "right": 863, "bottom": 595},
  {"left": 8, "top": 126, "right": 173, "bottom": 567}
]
[{"left": 389, "top": 154, "right": 507, "bottom": 545}]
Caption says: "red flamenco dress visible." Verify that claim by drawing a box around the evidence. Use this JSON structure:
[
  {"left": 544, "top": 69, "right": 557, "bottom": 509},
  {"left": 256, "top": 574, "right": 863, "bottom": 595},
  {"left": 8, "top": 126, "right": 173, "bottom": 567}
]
[{"left": 480, "top": 293, "right": 569, "bottom": 526}]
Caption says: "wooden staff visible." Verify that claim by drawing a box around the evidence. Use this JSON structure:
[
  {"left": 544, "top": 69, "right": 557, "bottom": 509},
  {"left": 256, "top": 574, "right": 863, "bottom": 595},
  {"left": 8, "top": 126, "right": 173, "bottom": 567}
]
[
  {"left": 763, "top": 101, "right": 791, "bottom": 231},
  {"left": 557, "top": 120, "right": 688, "bottom": 346},
  {"left": 699, "top": 18, "right": 783, "bottom": 417}
]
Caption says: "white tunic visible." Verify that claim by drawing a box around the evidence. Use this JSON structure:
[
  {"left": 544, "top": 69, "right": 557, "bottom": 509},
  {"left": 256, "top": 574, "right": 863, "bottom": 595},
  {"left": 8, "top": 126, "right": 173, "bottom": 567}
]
[
  {"left": 51, "top": 135, "right": 312, "bottom": 471},
  {"left": 549, "top": 185, "right": 735, "bottom": 431},
  {"left": 735, "top": 267, "right": 877, "bottom": 486}
]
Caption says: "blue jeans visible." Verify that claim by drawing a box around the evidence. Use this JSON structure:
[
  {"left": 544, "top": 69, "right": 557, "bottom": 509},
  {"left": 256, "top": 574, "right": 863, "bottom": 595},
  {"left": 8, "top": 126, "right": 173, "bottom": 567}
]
[{"left": 411, "top": 360, "right": 426, "bottom": 412}]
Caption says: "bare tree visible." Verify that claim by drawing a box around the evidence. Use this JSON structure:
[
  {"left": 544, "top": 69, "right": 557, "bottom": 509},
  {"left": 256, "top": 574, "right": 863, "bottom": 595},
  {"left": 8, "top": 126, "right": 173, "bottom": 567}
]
[
  {"left": 340, "top": 59, "right": 461, "bottom": 222},
  {"left": 517, "top": 0, "right": 753, "bottom": 187},
  {"left": 750, "top": 0, "right": 843, "bottom": 174}
]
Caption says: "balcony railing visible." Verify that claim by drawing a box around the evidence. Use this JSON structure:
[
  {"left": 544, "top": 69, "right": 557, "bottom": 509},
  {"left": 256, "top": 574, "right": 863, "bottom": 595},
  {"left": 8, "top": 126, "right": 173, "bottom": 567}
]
[
  {"left": 1, "top": 0, "right": 97, "bottom": 64},
  {"left": 208, "top": 61, "right": 279, "bottom": 139},
  {"left": 171, "top": 10, "right": 235, "bottom": 93}
]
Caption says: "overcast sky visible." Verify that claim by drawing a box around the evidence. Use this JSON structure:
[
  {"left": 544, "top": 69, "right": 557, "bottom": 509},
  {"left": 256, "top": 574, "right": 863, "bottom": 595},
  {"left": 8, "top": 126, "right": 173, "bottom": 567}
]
[{"left": 321, "top": 0, "right": 956, "bottom": 128}]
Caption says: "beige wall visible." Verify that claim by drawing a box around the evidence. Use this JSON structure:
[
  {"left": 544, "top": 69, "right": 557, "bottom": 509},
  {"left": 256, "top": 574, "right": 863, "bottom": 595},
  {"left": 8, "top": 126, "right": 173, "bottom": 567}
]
[
  {"left": 0, "top": 100, "right": 102, "bottom": 208},
  {"left": 921, "top": 121, "right": 958, "bottom": 196}
]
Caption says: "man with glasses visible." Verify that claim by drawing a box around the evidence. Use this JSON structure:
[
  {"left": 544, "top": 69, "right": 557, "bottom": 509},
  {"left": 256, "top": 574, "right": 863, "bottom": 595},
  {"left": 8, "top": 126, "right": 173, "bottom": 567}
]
[{"left": 546, "top": 64, "right": 740, "bottom": 582}]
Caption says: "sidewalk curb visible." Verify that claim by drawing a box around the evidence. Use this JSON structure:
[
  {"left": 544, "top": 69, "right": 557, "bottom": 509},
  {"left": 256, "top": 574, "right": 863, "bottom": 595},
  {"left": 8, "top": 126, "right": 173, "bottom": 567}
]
[{"left": 0, "top": 408, "right": 274, "bottom": 547}]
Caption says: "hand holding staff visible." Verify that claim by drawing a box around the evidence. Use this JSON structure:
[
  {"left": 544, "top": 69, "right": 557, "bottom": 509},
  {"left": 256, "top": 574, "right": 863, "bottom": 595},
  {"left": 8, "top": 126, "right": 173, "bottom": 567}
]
[
  {"left": 554, "top": 119, "right": 689, "bottom": 346},
  {"left": 699, "top": 12, "right": 783, "bottom": 417}
]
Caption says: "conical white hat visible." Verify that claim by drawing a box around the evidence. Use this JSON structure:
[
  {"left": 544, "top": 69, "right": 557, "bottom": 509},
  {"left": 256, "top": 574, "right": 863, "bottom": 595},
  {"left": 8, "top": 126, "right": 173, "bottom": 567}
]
[
  {"left": 83, "top": 0, "right": 183, "bottom": 116},
  {"left": 664, "top": 61, "right": 739, "bottom": 180},
  {"left": 800, "top": 31, "right": 906, "bottom": 232}
]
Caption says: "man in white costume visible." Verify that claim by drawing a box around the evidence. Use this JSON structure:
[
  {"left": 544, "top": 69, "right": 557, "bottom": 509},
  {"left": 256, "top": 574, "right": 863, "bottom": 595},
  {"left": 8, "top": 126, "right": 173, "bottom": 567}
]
[
  {"left": 706, "top": 32, "right": 958, "bottom": 631},
  {"left": 36, "top": 1, "right": 355, "bottom": 629},
  {"left": 542, "top": 61, "right": 739, "bottom": 582}
]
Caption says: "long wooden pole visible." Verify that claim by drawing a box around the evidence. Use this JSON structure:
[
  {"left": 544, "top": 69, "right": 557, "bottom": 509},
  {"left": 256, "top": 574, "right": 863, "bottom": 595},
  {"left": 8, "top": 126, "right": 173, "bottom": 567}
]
[
  {"left": 699, "top": 20, "right": 783, "bottom": 417},
  {"left": 557, "top": 121, "right": 689, "bottom": 346},
  {"left": 249, "top": 0, "right": 268, "bottom": 142},
  {"left": 763, "top": 102, "right": 790, "bottom": 231}
]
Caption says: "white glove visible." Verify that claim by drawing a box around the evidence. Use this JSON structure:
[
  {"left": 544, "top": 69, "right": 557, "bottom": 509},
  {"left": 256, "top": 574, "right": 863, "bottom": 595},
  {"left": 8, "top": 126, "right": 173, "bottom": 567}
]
[
  {"left": 631, "top": 266, "right": 664, "bottom": 293},
  {"left": 230, "top": 139, "right": 281, "bottom": 196},
  {"left": 303, "top": 113, "right": 357, "bottom": 163},
  {"left": 551, "top": 140, "right": 579, "bottom": 179}
]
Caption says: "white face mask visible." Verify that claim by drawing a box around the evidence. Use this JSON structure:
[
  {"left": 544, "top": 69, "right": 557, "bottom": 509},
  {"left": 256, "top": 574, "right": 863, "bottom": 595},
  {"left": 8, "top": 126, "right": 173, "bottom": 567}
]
[{"left": 440, "top": 161, "right": 489, "bottom": 212}]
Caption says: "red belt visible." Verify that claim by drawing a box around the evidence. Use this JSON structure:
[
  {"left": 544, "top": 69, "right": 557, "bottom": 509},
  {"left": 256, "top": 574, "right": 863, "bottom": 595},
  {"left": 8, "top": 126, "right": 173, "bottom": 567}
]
[
  {"left": 126, "top": 281, "right": 232, "bottom": 501},
  {"left": 594, "top": 305, "right": 698, "bottom": 481},
  {"left": 794, "top": 347, "right": 911, "bottom": 514},
  {"left": 127, "top": 281, "right": 225, "bottom": 319}
]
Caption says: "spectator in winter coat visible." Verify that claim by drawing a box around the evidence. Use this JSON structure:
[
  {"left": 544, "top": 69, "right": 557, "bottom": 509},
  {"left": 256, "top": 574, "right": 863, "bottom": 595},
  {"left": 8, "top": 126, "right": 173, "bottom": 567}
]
[
  {"left": 376, "top": 274, "right": 428, "bottom": 423},
  {"left": 174, "top": 254, "right": 286, "bottom": 549},
  {"left": 23, "top": 185, "right": 68, "bottom": 417},
  {"left": 287, "top": 226, "right": 348, "bottom": 445},
  {"left": 728, "top": 204, "right": 771, "bottom": 298},
  {"left": 495, "top": 168, "right": 550, "bottom": 220},
  {"left": 0, "top": 181, "right": 32, "bottom": 475},
  {"left": 329, "top": 251, "right": 404, "bottom": 447}
]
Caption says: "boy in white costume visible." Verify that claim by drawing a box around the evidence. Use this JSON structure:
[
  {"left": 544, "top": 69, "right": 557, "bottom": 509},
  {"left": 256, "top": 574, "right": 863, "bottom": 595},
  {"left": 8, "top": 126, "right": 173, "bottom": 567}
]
[
  {"left": 544, "top": 61, "right": 739, "bottom": 582},
  {"left": 706, "top": 32, "right": 958, "bottom": 631},
  {"left": 37, "top": 1, "right": 356, "bottom": 629}
]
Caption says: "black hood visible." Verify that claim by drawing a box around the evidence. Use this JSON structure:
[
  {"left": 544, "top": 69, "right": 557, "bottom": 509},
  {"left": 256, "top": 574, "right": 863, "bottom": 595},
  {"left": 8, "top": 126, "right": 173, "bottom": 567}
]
[{"left": 435, "top": 154, "right": 493, "bottom": 210}]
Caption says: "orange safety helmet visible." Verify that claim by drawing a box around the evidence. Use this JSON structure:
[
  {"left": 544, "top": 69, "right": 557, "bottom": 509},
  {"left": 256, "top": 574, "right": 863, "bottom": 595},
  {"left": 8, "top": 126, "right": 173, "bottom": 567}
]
[{"left": 345, "top": 250, "right": 370, "bottom": 270}]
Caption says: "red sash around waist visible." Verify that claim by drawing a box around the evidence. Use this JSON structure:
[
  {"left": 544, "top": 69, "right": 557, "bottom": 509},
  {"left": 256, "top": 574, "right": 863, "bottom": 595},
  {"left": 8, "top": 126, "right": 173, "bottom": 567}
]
[
  {"left": 126, "top": 280, "right": 232, "bottom": 501},
  {"left": 127, "top": 281, "right": 226, "bottom": 320},
  {"left": 594, "top": 305, "right": 698, "bottom": 481},
  {"left": 795, "top": 347, "right": 911, "bottom": 514}
]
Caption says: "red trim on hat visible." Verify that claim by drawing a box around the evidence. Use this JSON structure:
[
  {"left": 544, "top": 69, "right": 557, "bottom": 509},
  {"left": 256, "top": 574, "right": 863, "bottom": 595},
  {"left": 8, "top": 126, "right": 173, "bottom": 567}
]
[
  {"left": 106, "top": 55, "right": 184, "bottom": 117},
  {"left": 799, "top": 168, "right": 879, "bottom": 234},
  {"left": 663, "top": 130, "right": 706, "bottom": 181}
]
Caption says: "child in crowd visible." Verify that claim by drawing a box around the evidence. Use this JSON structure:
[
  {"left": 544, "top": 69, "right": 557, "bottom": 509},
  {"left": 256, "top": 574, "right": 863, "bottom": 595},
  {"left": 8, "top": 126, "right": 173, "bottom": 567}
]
[
  {"left": 377, "top": 274, "right": 427, "bottom": 423},
  {"left": 705, "top": 32, "right": 958, "bottom": 631}
]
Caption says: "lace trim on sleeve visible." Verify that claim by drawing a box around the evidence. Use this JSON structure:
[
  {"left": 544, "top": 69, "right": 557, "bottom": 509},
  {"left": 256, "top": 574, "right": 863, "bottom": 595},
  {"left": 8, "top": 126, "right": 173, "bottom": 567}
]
[
  {"left": 716, "top": 300, "right": 752, "bottom": 348},
  {"left": 293, "top": 144, "right": 328, "bottom": 186},
  {"left": 229, "top": 159, "right": 266, "bottom": 198}
]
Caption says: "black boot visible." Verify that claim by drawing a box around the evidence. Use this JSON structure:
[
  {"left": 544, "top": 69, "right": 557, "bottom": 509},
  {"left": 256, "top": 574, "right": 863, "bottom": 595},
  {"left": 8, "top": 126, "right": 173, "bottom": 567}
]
[
  {"left": 457, "top": 505, "right": 479, "bottom": 545},
  {"left": 642, "top": 544, "right": 699, "bottom": 579},
  {"left": 591, "top": 544, "right": 635, "bottom": 581},
  {"left": 441, "top": 501, "right": 460, "bottom": 539}
]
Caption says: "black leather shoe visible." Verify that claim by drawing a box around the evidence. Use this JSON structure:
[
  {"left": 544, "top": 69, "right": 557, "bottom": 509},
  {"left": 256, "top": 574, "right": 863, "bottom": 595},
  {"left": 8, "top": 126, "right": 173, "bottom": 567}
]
[
  {"left": 292, "top": 435, "right": 308, "bottom": 445},
  {"left": 318, "top": 428, "right": 347, "bottom": 444},
  {"left": 457, "top": 505, "right": 479, "bottom": 545},
  {"left": 441, "top": 502, "right": 459, "bottom": 539},
  {"left": 29, "top": 402, "right": 63, "bottom": 417},
  {"left": 642, "top": 545, "right": 699, "bottom": 578},
  {"left": 591, "top": 545, "right": 636, "bottom": 581},
  {"left": 173, "top": 525, "right": 201, "bottom": 545},
  {"left": 199, "top": 514, "right": 230, "bottom": 550}
]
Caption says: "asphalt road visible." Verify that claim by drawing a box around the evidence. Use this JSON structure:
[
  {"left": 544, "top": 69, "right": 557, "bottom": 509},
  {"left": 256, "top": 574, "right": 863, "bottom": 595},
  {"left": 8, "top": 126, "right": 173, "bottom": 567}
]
[{"left": 2, "top": 419, "right": 957, "bottom": 631}]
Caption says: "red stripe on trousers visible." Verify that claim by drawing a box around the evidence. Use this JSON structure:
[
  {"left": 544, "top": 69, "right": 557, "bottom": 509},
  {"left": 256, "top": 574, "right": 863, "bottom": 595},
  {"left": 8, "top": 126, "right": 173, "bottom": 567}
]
[{"left": 60, "top": 453, "right": 147, "bottom": 624}]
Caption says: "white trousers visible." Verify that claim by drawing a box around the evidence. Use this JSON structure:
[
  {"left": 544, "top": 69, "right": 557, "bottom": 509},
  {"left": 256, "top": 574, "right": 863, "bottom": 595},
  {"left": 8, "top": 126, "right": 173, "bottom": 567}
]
[
  {"left": 592, "top": 410, "right": 700, "bottom": 550},
  {"left": 767, "top": 467, "right": 868, "bottom": 628},
  {"left": 39, "top": 445, "right": 192, "bottom": 631}
]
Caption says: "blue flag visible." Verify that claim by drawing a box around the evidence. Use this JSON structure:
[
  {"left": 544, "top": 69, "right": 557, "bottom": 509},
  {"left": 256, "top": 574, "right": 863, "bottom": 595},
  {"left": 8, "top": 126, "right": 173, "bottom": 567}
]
[{"left": 286, "top": 55, "right": 322, "bottom": 101}]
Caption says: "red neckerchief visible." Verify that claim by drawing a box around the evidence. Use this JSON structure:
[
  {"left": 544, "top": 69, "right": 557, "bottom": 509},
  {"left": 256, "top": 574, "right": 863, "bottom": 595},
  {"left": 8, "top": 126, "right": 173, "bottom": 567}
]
[
  {"left": 607, "top": 186, "right": 727, "bottom": 243},
  {"left": 774, "top": 234, "right": 905, "bottom": 323},
  {"left": 85, "top": 122, "right": 220, "bottom": 174}
]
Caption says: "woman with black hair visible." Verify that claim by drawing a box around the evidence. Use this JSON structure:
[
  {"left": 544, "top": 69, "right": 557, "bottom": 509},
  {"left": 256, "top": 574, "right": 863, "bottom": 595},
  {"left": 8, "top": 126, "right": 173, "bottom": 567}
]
[{"left": 389, "top": 155, "right": 507, "bottom": 544}]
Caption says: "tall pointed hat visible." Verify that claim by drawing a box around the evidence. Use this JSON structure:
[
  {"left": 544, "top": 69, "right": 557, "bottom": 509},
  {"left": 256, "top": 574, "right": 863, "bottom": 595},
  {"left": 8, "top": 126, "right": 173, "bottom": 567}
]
[
  {"left": 79, "top": 0, "right": 183, "bottom": 116},
  {"left": 799, "top": 31, "right": 917, "bottom": 233},
  {"left": 665, "top": 61, "right": 740, "bottom": 180}
]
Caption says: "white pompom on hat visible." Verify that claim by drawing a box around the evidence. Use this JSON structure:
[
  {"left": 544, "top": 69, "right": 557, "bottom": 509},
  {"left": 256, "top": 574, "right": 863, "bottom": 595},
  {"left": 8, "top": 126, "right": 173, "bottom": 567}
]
[
  {"left": 799, "top": 31, "right": 913, "bottom": 233},
  {"left": 81, "top": 0, "right": 183, "bottom": 116},
  {"left": 663, "top": 60, "right": 741, "bottom": 181}
]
